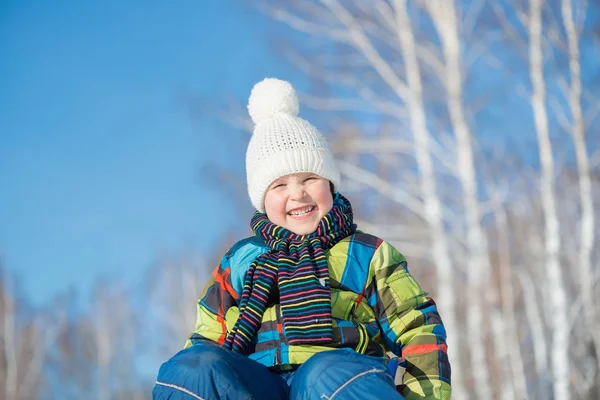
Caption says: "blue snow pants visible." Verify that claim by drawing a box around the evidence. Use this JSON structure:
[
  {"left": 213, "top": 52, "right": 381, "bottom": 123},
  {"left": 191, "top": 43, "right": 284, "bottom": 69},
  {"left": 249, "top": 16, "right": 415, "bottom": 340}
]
[{"left": 152, "top": 345, "right": 404, "bottom": 400}]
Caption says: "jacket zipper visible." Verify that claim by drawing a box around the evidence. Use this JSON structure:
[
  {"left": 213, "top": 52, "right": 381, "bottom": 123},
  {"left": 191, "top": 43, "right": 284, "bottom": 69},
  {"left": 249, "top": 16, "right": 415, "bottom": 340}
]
[{"left": 275, "top": 305, "right": 282, "bottom": 367}]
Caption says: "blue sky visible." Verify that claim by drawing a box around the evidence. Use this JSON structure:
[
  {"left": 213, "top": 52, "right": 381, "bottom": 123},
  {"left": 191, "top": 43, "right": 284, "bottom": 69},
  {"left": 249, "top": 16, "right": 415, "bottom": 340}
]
[
  {"left": 0, "top": 1, "right": 293, "bottom": 305},
  {"left": 2, "top": 1, "right": 598, "bottom": 309}
]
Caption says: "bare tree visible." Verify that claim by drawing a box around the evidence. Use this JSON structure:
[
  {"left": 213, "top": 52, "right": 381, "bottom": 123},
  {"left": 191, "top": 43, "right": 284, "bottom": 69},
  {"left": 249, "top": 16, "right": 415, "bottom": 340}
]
[
  {"left": 390, "top": 3, "right": 461, "bottom": 393},
  {"left": 41, "top": 280, "right": 147, "bottom": 399},
  {"left": 490, "top": 196, "right": 528, "bottom": 398},
  {"left": 2, "top": 273, "right": 18, "bottom": 400},
  {"left": 561, "top": 0, "right": 599, "bottom": 379},
  {"left": 422, "top": 1, "right": 495, "bottom": 397},
  {"left": 146, "top": 253, "right": 214, "bottom": 360},
  {"left": 0, "top": 269, "right": 63, "bottom": 400},
  {"left": 91, "top": 281, "right": 144, "bottom": 400},
  {"left": 526, "top": 0, "right": 571, "bottom": 397}
]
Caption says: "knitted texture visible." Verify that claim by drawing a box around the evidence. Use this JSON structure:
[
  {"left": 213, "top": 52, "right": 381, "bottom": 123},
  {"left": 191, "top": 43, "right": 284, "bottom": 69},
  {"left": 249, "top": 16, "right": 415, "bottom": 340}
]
[
  {"left": 223, "top": 193, "right": 357, "bottom": 354},
  {"left": 245, "top": 78, "right": 340, "bottom": 212}
]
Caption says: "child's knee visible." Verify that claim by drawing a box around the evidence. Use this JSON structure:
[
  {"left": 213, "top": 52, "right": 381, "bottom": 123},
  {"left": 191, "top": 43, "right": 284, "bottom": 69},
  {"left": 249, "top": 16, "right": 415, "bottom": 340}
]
[
  {"left": 290, "top": 350, "right": 400, "bottom": 400},
  {"left": 291, "top": 350, "right": 352, "bottom": 393},
  {"left": 154, "top": 345, "right": 243, "bottom": 399}
]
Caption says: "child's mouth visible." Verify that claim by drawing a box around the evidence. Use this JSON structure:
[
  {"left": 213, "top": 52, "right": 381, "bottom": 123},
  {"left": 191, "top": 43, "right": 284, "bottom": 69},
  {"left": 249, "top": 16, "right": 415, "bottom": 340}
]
[{"left": 287, "top": 205, "right": 315, "bottom": 219}]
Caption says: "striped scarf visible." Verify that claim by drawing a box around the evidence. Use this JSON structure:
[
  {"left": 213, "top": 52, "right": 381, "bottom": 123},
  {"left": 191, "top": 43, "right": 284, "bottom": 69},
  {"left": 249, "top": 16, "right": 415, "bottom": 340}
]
[{"left": 223, "top": 193, "right": 356, "bottom": 354}]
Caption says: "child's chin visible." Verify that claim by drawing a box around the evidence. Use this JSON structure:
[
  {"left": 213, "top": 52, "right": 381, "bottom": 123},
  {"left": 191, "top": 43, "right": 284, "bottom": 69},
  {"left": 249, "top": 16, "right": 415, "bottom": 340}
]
[{"left": 288, "top": 222, "right": 317, "bottom": 236}]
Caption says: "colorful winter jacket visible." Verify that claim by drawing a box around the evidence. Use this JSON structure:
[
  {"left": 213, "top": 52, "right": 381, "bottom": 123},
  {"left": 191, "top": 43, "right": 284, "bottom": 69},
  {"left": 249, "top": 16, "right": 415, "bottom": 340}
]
[{"left": 185, "top": 231, "right": 452, "bottom": 400}]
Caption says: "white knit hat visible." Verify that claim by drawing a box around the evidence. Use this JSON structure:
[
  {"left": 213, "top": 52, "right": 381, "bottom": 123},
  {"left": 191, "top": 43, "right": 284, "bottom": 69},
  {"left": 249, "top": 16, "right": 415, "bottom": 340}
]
[{"left": 245, "top": 78, "right": 340, "bottom": 212}]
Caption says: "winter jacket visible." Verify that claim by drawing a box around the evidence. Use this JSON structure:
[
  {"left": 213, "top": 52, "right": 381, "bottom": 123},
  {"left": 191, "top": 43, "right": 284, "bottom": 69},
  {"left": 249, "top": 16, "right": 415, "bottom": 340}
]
[{"left": 186, "top": 231, "right": 452, "bottom": 400}]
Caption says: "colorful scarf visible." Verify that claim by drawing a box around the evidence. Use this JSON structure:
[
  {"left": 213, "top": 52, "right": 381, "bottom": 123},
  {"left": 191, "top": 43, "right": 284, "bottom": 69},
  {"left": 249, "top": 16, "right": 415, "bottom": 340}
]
[{"left": 223, "top": 193, "right": 356, "bottom": 354}]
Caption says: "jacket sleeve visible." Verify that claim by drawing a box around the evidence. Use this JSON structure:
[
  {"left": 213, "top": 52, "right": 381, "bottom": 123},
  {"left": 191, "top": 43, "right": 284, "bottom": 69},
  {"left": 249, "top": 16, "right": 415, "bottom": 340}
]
[
  {"left": 184, "top": 252, "right": 239, "bottom": 348},
  {"left": 371, "top": 240, "right": 451, "bottom": 400}
]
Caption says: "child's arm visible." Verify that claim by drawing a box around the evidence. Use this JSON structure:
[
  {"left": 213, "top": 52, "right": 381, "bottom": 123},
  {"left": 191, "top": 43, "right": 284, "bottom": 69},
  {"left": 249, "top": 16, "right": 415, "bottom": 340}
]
[
  {"left": 371, "top": 241, "right": 451, "bottom": 400},
  {"left": 184, "top": 253, "right": 238, "bottom": 348}
]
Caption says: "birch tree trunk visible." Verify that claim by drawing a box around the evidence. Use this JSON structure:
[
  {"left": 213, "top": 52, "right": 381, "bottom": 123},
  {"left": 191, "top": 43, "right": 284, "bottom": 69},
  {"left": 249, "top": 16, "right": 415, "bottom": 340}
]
[
  {"left": 529, "top": 0, "right": 570, "bottom": 397},
  {"left": 0, "top": 271, "right": 63, "bottom": 399},
  {"left": 20, "top": 315, "right": 61, "bottom": 400},
  {"left": 2, "top": 279, "right": 17, "bottom": 400},
  {"left": 393, "top": 1, "right": 463, "bottom": 396},
  {"left": 148, "top": 257, "right": 208, "bottom": 357},
  {"left": 493, "top": 200, "right": 528, "bottom": 398},
  {"left": 425, "top": 1, "right": 492, "bottom": 397},
  {"left": 94, "top": 290, "right": 111, "bottom": 400},
  {"left": 561, "top": 0, "right": 599, "bottom": 378}
]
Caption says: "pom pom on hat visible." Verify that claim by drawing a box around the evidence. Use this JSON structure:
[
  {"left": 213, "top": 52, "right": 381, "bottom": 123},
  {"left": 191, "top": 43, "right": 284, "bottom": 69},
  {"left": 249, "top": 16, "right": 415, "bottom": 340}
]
[
  {"left": 245, "top": 78, "right": 340, "bottom": 212},
  {"left": 248, "top": 78, "right": 299, "bottom": 124}
]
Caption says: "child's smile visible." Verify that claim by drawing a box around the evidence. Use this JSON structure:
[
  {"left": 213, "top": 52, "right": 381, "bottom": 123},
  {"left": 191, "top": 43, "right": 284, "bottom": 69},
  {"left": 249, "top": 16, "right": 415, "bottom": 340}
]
[
  {"left": 287, "top": 205, "right": 316, "bottom": 218},
  {"left": 264, "top": 172, "right": 333, "bottom": 235}
]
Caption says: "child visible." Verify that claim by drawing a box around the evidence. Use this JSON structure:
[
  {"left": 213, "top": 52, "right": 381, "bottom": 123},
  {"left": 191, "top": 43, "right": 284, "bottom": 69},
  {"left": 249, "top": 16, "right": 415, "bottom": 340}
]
[{"left": 153, "top": 78, "right": 452, "bottom": 400}]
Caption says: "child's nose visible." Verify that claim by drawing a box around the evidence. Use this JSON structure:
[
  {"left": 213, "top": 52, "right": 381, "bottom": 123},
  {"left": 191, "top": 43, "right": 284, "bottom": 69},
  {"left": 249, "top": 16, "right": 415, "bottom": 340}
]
[{"left": 290, "top": 185, "right": 306, "bottom": 200}]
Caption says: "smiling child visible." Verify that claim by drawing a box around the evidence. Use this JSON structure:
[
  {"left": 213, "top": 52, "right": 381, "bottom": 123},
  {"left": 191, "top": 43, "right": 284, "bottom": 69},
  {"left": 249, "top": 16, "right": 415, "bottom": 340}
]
[{"left": 152, "top": 78, "right": 452, "bottom": 400}]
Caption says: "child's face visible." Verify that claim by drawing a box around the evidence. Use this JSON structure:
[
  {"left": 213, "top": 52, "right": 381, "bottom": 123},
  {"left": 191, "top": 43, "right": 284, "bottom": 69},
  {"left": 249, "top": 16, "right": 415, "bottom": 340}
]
[{"left": 264, "top": 172, "right": 334, "bottom": 235}]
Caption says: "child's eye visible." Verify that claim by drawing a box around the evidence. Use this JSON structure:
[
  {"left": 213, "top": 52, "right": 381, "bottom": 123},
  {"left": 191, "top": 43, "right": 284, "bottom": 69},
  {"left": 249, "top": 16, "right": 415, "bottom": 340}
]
[
  {"left": 272, "top": 183, "right": 285, "bottom": 189},
  {"left": 305, "top": 177, "right": 316, "bottom": 182}
]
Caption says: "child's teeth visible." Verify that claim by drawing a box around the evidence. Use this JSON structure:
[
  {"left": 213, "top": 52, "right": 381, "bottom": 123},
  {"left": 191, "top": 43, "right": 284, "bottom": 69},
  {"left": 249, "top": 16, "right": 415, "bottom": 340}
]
[{"left": 290, "top": 206, "right": 313, "bottom": 216}]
